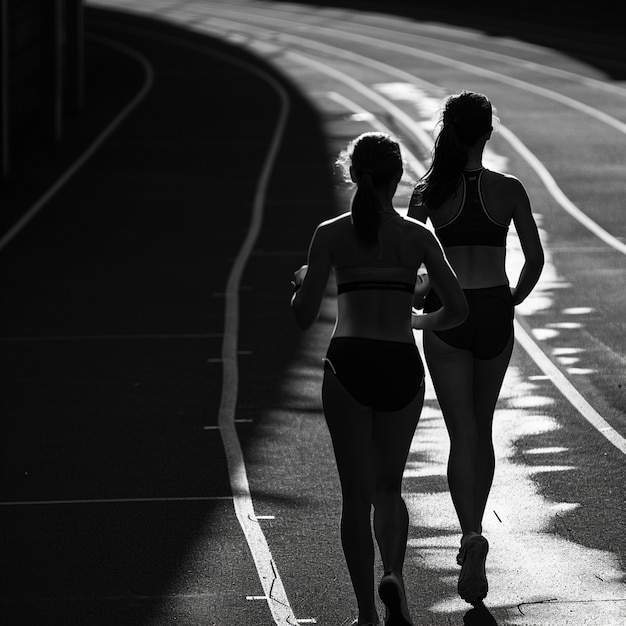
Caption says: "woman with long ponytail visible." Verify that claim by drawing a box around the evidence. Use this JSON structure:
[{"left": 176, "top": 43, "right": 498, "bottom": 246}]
[
  {"left": 291, "top": 132, "right": 467, "bottom": 626},
  {"left": 409, "top": 91, "right": 544, "bottom": 606}
]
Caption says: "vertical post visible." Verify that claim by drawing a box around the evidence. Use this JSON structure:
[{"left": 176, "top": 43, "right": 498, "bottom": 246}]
[
  {"left": 43, "top": 0, "right": 63, "bottom": 142},
  {"left": 0, "top": 0, "right": 9, "bottom": 178},
  {"left": 52, "top": 0, "right": 63, "bottom": 141},
  {"left": 65, "top": 0, "right": 84, "bottom": 114}
]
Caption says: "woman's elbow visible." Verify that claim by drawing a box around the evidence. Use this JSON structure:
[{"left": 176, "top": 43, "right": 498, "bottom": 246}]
[
  {"left": 526, "top": 254, "right": 545, "bottom": 280},
  {"left": 291, "top": 300, "right": 317, "bottom": 330}
]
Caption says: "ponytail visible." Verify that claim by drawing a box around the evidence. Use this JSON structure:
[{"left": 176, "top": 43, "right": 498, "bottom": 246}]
[
  {"left": 335, "top": 132, "right": 403, "bottom": 247},
  {"left": 417, "top": 122, "right": 467, "bottom": 210},
  {"left": 351, "top": 171, "right": 380, "bottom": 245},
  {"left": 417, "top": 91, "right": 493, "bottom": 210}
]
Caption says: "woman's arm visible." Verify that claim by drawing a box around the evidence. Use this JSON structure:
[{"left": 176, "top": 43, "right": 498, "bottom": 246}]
[
  {"left": 510, "top": 181, "right": 544, "bottom": 305},
  {"left": 291, "top": 223, "right": 333, "bottom": 330},
  {"left": 411, "top": 231, "right": 468, "bottom": 331}
]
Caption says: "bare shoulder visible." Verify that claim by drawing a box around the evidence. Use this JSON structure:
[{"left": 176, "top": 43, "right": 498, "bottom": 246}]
[
  {"left": 401, "top": 214, "right": 438, "bottom": 242},
  {"left": 402, "top": 214, "right": 429, "bottom": 230},
  {"left": 317, "top": 212, "right": 350, "bottom": 228},
  {"left": 314, "top": 212, "right": 351, "bottom": 238},
  {"left": 483, "top": 169, "right": 527, "bottom": 196}
]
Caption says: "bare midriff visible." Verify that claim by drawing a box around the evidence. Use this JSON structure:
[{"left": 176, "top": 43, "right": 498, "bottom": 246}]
[
  {"left": 443, "top": 245, "right": 509, "bottom": 289},
  {"left": 332, "top": 290, "right": 415, "bottom": 343}
]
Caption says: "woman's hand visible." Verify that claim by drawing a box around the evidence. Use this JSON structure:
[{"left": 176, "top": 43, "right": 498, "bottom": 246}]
[
  {"left": 411, "top": 232, "right": 468, "bottom": 331},
  {"left": 291, "top": 264, "right": 308, "bottom": 292},
  {"left": 413, "top": 273, "right": 430, "bottom": 310}
]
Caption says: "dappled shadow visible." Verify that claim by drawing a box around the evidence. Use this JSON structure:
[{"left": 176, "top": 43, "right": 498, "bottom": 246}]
[
  {"left": 397, "top": 344, "right": 626, "bottom": 624},
  {"left": 464, "top": 602, "right": 500, "bottom": 625}
]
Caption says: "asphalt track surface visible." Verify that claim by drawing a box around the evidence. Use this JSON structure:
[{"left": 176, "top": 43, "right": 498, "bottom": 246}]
[{"left": 1, "top": 2, "right": 625, "bottom": 626}]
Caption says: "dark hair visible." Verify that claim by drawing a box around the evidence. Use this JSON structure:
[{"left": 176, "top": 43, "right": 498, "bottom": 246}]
[
  {"left": 336, "top": 132, "right": 402, "bottom": 245},
  {"left": 416, "top": 91, "right": 493, "bottom": 210}
]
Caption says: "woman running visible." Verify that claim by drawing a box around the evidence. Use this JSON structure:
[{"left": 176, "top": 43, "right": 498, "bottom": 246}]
[
  {"left": 291, "top": 132, "right": 467, "bottom": 626},
  {"left": 408, "top": 91, "right": 544, "bottom": 604}
]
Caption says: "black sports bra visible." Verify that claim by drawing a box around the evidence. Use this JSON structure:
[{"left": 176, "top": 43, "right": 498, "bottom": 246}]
[
  {"left": 435, "top": 168, "right": 508, "bottom": 248},
  {"left": 335, "top": 265, "right": 416, "bottom": 295}
]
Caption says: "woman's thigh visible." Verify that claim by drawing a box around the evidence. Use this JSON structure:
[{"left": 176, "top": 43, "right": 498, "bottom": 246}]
[
  {"left": 322, "top": 371, "right": 375, "bottom": 495},
  {"left": 372, "top": 384, "right": 425, "bottom": 490},
  {"left": 423, "top": 330, "right": 475, "bottom": 439}
]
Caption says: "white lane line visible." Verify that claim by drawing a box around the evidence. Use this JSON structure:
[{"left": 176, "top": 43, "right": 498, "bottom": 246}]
[
  {"left": 206, "top": 6, "right": 626, "bottom": 135},
  {"left": 514, "top": 318, "right": 626, "bottom": 456},
  {"left": 344, "top": 20, "right": 626, "bottom": 98},
  {"left": 497, "top": 125, "right": 626, "bottom": 256},
  {"left": 112, "top": 26, "right": 299, "bottom": 625},
  {"left": 0, "top": 496, "right": 233, "bottom": 506},
  {"left": 0, "top": 35, "right": 154, "bottom": 253}
]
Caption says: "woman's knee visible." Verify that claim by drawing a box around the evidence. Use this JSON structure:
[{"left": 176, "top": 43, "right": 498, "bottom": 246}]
[
  {"left": 449, "top": 428, "right": 479, "bottom": 452},
  {"left": 373, "top": 482, "right": 403, "bottom": 507}
]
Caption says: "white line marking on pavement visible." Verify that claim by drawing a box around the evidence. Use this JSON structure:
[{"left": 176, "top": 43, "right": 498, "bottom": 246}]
[
  {"left": 497, "top": 125, "right": 626, "bottom": 256},
  {"left": 203, "top": 47, "right": 299, "bottom": 626},
  {"left": 514, "top": 318, "right": 626, "bottom": 455},
  {"left": 109, "top": 23, "right": 301, "bottom": 622}
]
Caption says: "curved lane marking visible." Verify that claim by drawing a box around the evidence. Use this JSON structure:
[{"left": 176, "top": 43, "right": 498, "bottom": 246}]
[
  {"left": 205, "top": 5, "right": 626, "bottom": 135},
  {"left": 0, "top": 35, "right": 154, "bottom": 253},
  {"left": 2, "top": 12, "right": 299, "bottom": 622},
  {"left": 195, "top": 11, "right": 626, "bottom": 255},
  {"left": 114, "top": 25, "right": 300, "bottom": 625},
  {"left": 211, "top": 54, "right": 299, "bottom": 626}
]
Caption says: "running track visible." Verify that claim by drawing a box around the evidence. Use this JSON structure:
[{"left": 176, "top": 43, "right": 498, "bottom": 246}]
[{"left": 1, "top": 2, "right": 625, "bottom": 625}]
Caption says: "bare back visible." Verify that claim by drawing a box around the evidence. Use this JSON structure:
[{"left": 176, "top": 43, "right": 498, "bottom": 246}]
[
  {"left": 327, "top": 213, "right": 427, "bottom": 342},
  {"left": 410, "top": 169, "right": 528, "bottom": 289}
]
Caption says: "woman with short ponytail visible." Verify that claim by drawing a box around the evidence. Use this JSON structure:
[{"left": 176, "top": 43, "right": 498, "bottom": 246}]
[
  {"left": 291, "top": 131, "right": 467, "bottom": 626},
  {"left": 409, "top": 91, "right": 544, "bottom": 606},
  {"left": 350, "top": 170, "right": 380, "bottom": 245}
]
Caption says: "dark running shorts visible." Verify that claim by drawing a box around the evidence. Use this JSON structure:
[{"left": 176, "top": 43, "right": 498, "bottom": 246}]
[
  {"left": 323, "top": 337, "right": 424, "bottom": 412},
  {"left": 424, "top": 285, "right": 514, "bottom": 359}
]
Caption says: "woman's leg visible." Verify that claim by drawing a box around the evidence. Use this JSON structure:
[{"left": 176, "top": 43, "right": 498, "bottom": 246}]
[
  {"left": 322, "top": 371, "right": 379, "bottom": 625},
  {"left": 372, "top": 385, "right": 424, "bottom": 575},
  {"left": 472, "top": 333, "right": 514, "bottom": 530},
  {"left": 423, "top": 330, "right": 479, "bottom": 535}
]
